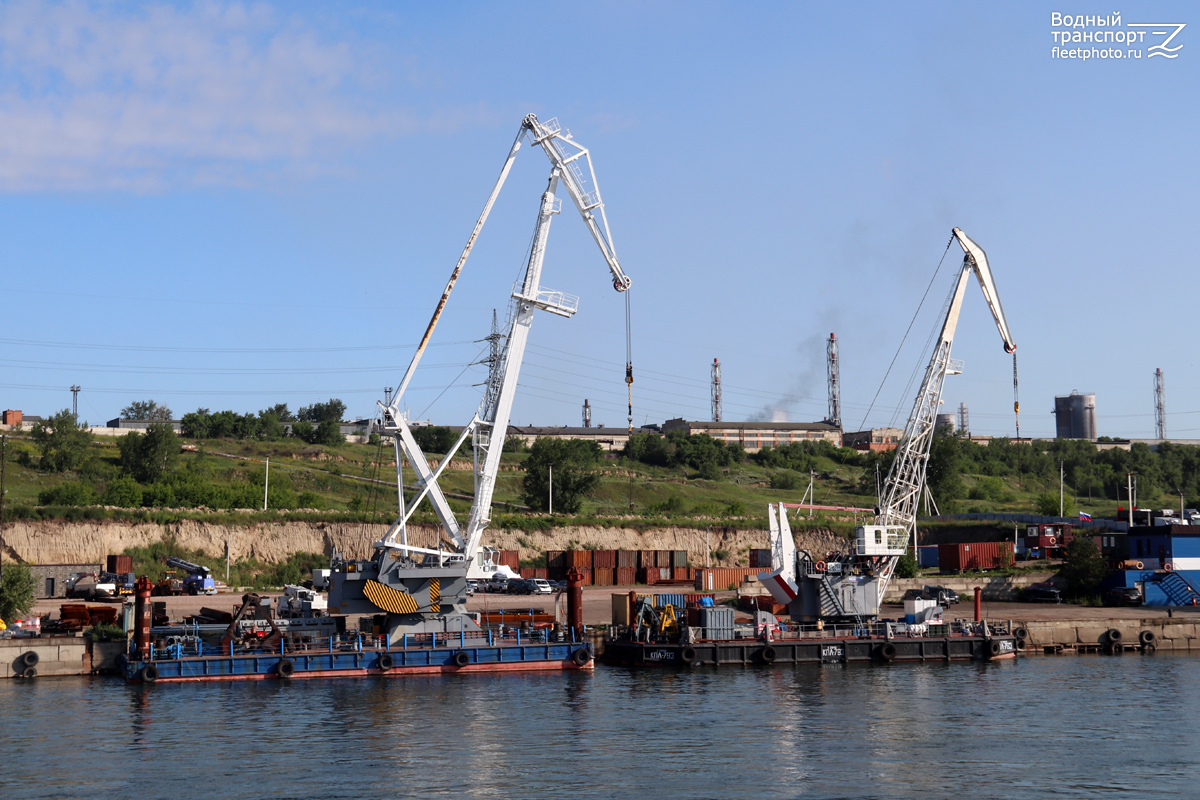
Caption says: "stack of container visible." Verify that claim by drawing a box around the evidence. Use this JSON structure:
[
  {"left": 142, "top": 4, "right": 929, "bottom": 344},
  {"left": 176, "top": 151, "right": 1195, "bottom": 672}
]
[
  {"left": 107, "top": 554, "right": 134, "bottom": 574},
  {"left": 747, "top": 549, "right": 772, "bottom": 569},
  {"left": 592, "top": 549, "right": 617, "bottom": 586}
]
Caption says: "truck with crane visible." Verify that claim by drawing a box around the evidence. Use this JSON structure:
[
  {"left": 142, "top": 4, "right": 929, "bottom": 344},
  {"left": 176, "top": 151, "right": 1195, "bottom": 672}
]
[{"left": 165, "top": 557, "right": 216, "bottom": 596}]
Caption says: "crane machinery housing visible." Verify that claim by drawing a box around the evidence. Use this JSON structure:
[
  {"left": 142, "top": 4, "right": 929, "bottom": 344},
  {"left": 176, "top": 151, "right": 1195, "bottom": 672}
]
[
  {"left": 328, "top": 114, "right": 632, "bottom": 644},
  {"left": 760, "top": 227, "right": 1017, "bottom": 622}
]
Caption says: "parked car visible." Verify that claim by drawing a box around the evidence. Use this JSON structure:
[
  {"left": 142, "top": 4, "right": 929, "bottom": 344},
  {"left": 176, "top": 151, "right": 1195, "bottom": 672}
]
[
  {"left": 1105, "top": 586, "right": 1144, "bottom": 606},
  {"left": 506, "top": 579, "right": 536, "bottom": 595},
  {"left": 465, "top": 580, "right": 478, "bottom": 597},
  {"left": 485, "top": 576, "right": 511, "bottom": 593},
  {"left": 527, "top": 578, "right": 553, "bottom": 595},
  {"left": 923, "top": 585, "right": 960, "bottom": 605},
  {"left": 1023, "top": 583, "right": 1063, "bottom": 603}
]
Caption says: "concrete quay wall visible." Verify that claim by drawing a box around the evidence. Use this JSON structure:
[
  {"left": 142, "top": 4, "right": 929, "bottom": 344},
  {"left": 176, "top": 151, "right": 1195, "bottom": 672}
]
[
  {"left": 1017, "top": 617, "right": 1199, "bottom": 652},
  {"left": 884, "top": 573, "right": 1058, "bottom": 603}
]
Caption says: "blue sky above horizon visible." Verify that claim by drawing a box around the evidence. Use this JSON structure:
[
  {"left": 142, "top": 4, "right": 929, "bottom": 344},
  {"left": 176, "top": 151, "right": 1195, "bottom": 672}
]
[{"left": 0, "top": 1, "right": 1195, "bottom": 439}]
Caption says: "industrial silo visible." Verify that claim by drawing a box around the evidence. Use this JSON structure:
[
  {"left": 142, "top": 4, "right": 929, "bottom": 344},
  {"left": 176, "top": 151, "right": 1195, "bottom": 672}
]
[
  {"left": 1053, "top": 391, "right": 1096, "bottom": 439},
  {"left": 936, "top": 413, "right": 956, "bottom": 432}
]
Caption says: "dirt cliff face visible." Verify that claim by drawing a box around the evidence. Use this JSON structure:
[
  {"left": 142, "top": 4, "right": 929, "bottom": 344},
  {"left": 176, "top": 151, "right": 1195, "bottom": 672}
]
[{"left": 1, "top": 519, "right": 849, "bottom": 567}]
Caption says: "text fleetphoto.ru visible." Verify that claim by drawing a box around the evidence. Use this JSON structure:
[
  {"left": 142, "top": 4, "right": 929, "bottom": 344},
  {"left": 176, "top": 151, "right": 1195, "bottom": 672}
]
[{"left": 1050, "top": 11, "right": 1185, "bottom": 60}]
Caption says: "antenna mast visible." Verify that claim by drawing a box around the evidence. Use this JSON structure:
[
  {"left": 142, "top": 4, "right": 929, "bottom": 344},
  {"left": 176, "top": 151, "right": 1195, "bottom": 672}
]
[
  {"left": 1155, "top": 368, "right": 1166, "bottom": 440},
  {"left": 711, "top": 358, "right": 722, "bottom": 423},
  {"left": 826, "top": 333, "right": 841, "bottom": 427}
]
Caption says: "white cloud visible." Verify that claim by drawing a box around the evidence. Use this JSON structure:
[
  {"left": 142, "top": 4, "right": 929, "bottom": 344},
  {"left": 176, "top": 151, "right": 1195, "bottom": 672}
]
[{"left": 0, "top": 1, "right": 469, "bottom": 191}]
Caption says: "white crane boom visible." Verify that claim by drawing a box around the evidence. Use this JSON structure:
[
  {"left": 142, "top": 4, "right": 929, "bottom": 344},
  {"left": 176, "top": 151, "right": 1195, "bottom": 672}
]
[{"left": 374, "top": 114, "right": 631, "bottom": 568}]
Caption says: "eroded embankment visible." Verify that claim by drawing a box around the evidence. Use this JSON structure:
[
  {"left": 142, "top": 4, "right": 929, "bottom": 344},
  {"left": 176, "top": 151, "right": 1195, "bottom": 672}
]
[{"left": 1, "top": 519, "right": 850, "bottom": 567}]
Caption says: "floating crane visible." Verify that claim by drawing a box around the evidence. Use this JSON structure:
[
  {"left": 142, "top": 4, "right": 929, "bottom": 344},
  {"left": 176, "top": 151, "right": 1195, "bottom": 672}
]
[
  {"left": 328, "top": 114, "right": 632, "bottom": 642},
  {"left": 760, "top": 227, "right": 1016, "bottom": 621}
]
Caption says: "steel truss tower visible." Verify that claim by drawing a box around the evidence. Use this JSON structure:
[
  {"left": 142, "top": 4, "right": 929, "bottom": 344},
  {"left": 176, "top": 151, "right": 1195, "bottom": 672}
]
[
  {"left": 826, "top": 333, "right": 841, "bottom": 428},
  {"left": 1155, "top": 368, "right": 1166, "bottom": 439},
  {"left": 711, "top": 358, "right": 722, "bottom": 423}
]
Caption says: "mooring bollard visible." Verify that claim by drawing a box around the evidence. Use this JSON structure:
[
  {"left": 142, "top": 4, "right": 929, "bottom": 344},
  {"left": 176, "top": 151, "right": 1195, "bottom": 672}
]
[{"left": 974, "top": 587, "right": 982, "bottom": 623}]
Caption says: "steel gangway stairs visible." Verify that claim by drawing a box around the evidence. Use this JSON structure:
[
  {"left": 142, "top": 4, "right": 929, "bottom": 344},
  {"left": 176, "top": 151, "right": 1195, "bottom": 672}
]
[{"left": 1148, "top": 570, "right": 1200, "bottom": 606}]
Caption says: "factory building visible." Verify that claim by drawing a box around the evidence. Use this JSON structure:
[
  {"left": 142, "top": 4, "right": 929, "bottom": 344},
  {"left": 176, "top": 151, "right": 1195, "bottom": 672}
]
[
  {"left": 842, "top": 427, "right": 904, "bottom": 452},
  {"left": 661, "top": 419, "right": 842, "bottom": 452}
]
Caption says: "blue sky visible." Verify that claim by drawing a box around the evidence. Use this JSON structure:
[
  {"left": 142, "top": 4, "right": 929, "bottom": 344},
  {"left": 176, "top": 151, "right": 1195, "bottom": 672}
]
[{"left": 0, "top": 1, "right": 1195, "bottom": 438}]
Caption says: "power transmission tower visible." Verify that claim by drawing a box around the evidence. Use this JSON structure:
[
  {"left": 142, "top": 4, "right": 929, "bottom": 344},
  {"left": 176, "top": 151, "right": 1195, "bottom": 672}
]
[
  {"left": 582, "top": 399, "right": 591, "bottom": 428},
  {"left": 826, "top": 333, "right": 841, "bottom": 427},
  {"left": 1155, "top": 368, "right": 1166, "bottom": 440},
  {"left": 70, "top": 385, "right": 81, "bottom": 417},
  {"left": 957, "top": 402, "right": 969, "bottom": 436},
  {"left": 711, "top": 358, "right": 722, "bottom": 423}
]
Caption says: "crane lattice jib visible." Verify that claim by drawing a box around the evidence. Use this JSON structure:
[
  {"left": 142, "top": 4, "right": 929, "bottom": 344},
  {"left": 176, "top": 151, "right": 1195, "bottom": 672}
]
[{"left": 874, "top": 227, "right": 1016, "bottom": 596}]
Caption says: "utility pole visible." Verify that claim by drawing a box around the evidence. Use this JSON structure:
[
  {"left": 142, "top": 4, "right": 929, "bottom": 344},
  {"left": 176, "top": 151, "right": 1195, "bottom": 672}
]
[
  {"left": 711, "top": 358, "right": 722, "bottom": 423},
  {"left": 70, "top": 385, "right": 81, "bottom": 417},
  {"left": 705, "top": 526, "right": 711, "bottom": 568},
  {"left": 548, "top": 463, "right": 553, "bottom": 515},
  {"left": 1059, "top": 460, "right": 1064, "bottom": 517},
  {"left": 263, "top": 458, "right": 270, "bottom": 511}
]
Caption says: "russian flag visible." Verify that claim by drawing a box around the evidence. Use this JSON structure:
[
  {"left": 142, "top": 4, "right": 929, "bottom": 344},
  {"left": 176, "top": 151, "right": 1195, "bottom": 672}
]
[{"left": 1079, "top": 512, "right": 1092, "bottom": 521}]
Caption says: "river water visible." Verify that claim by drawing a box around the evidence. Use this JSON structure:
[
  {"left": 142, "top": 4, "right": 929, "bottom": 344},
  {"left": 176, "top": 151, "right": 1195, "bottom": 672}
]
[{"left": 2, "top": 656, "right": 1198, "bottom": 799}]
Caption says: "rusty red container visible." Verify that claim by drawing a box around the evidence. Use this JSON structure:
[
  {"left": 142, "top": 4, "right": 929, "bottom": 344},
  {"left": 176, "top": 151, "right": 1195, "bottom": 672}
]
[
  {"left": 938, "top": 541, "right": 1015, "bottom": 572},
  {"left": 615, "top": 567, "right": 637, "bottom": 585}
]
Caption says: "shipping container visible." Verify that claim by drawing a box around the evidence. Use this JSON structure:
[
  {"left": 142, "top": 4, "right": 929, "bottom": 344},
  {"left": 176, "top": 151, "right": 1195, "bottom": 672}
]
[
  {"left": 740, "top": 595, "right": 787, "bottom": 615},
  {"left": 546, "top": 551, "right": 567, "bottom": 571},
  {"left": 748, "top": 549, "right": 772, "bottom": 569},
  {"left": 655, "top": 593, "right": 687, "bottom": 609},
  {"left": 693, "top": 568, "right": 762, "bottom": 592},
  {"left": 107, "top": 554, "right": 133, "bottom": 574},
  {"left": 672, "top": 567, "right": 692, "bottom": 581},
  {"left": 685, "top": 593, "right": 716, "bottom": 606},
  {"left": 592, "top": 550, "right": 618, "bottom": 569},
  {"left": 685, "top": 606, "right": 703, "bottom": 627},
  {"left": 639, "top": 550, "right": 656, "bottom": 569},
  {"left": 617, "top": 550, "right": 638, "bottom": 568},
  {"left": 519, "top": 568, "right": 549, "bottom": 579},
  {"left": 656, "top": 550, "right": 673, "bottom": 568},
  {"left": 612, "top": 592, "right": 636, "bottom": 625},
  {"left": 938, "top": 541, "right": 1015, "bottom": 573},
  {"left": 672, "top": 550, "right": 689, "bottom": 567},
  {"left": 575, "top": 568, "right": 593, "bottom": 586},
  {"left": 567, "top": 550, "right": 593, "bottom": 569},
  {"left": 499, "top": 550, "right": 520, "bottom": 570},
  {"left": 699, "top": 607, "right": 734, "bottom": 640},
  {"left": 615, "top": 567, "right": 637, "bottom": 586},
  {"left": 593, "top": 568, "right": 614, "bottom": 586},
  {"left": 917, "top": 545, "right": 939, "bottom": 568}
]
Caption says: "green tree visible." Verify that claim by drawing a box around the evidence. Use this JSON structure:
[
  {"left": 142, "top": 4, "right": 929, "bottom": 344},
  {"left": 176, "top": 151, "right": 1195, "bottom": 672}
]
[
  {"left": 291, "top": 419, "right": 315, "bottom": 443},
  {"left": 521, "top": 437, "right": 602, "bottom": 513},
  {"left": 926, "top": 431, "right": 963, "bottom": 511},
  {"left": 0, "top": 563, "right": 35, "bottom": 622},
  {"left": 38, "top": 480, "right": 98, "bottom": 506},
  {"left": 297, "top": 399, "right": 346, "bottom": 423},
  {"left": 118, "top": 423, "right": 179, "bottom": 483},
  {"left": 313, "top": 419, "right": 345, "bottom": 446},
  {"left": 102, "top": 477, "right": 144, "bottom": 508},
  {"left": 120, "top": 400, "right": 173, "bottom": 421},
  {"left": 32, "top": 410, "right": 93, "bottom": 472},
  {"left": 413, "top": 425, "right": 456, "bottom": 454},
  {"left": 1034, "top": 492, "right": 1077, "bottom": 518},
  {"left": 895, "top": 553, "right": 920, "bottom": 579},
  {"left": 261, "top": 403, "right": 295, "bottom": 422},
  {"left": 1061, "top": 536, "right": 1109, "bottom": 597}
]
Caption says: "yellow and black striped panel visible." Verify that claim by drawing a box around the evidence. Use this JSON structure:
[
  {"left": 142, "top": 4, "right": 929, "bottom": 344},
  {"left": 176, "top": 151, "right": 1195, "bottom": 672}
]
[
  {"left": 364, "top": 579, "right": 419, "bottom": 614},
  {"left": 429, "top": 578, "right": 441, "bottom": 614}
]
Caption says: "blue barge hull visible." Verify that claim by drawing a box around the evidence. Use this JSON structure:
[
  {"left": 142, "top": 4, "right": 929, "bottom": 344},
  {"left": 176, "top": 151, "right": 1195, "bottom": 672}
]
[{"left": 125, "top": 642, "right": 595, "bottom": 683}]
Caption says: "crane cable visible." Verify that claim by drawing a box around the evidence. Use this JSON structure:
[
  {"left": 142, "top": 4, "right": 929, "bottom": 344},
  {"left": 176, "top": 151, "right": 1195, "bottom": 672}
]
[{"left": 625, "top": 289, "right": 634, "bottom": 432}]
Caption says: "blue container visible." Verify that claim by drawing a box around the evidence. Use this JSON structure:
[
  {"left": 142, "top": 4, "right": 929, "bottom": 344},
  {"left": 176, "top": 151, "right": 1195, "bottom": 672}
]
[
  {"left": 917, "top": 546, "right": 939, "bottom": 568},
  {"left": 655, "top": 593, "right": 686, "bottom": 609}
]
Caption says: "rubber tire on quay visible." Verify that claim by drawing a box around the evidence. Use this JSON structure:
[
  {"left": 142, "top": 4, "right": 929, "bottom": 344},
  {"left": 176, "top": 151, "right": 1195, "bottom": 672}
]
[
  {"left": 1139, "top": 630, "right": 1156, "bottom": 646},
  {"left": 1013, "top": 627, "right": 1029, "bottom": 641},
  {"left": 1107, "top": 628, "right": 1123, "bottom": 644},
  {"left": 679, "top": 646, "right": 697, "bottom": 666},
  {"left": 20, "top": 666, "right": 36, "bottom": 679},
  {"left": 453, "top": 650, "right": 470, "bottom": 667},
  {"left": 1015, "top": 638, "right": 1027, "bottom": 651},
  {"left": 378, "top": 653, "right": 395, "bottom": 671},
  {"left": 760, "top": 646, "right": 777, "bottom": 664},
  {"left": 277, "top": 658, "right": 295, "bottom": 679},
  {"left": 571, "top": 648, "right": 592, "bottom": 666},
  {"left": 20, "top": 650, "right": 39, "bottom": 668},
  {"left": 879, "top": 642, "right": 897, "bottom": 662},
  {"left": 1142, "top": 643, "right": 1157, "bottom": 655},
  {"left": 141, "top": 664, "right": 159, "bottom": 684},
  {"left": 988, "top": 640, "right": 1002, "bottom": 657}
]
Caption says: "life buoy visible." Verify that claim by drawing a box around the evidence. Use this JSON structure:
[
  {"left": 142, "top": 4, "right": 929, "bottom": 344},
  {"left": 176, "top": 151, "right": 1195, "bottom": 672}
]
[
  {"left": 879, "top": 642, "right": 897, "bottom": 662},
  {"left": 141, "top": 664, "right": 159, "bottom": 683},
  {"left": 814, "top": 561, "right": 827, "bottom": 573},
  {"left": 378, "top": 653, "right": 395, "bottom": 671},
  {"left": 760, "top": 646, "right": 777, "bottom": 664},
  {"left": 571, "top": 648, "right": 592, "bottom": 666},
  {"left": 20, "top": 651, "right": 39, "bottom": 668},
  {"left": 1048, "top": 536, "right": 1057, "bottom": 546},
  {"left": 1135, "top": 561, "right": 1144, "bottom": 570},
  {"left": 453, "top": 650, "right": 471, "bottom": 667},
  {"left": 680, "top": 646, "right": 697, "bottom": 665},
  {"left": 277, "top": 658, "right": 295, "bottom": 679},
  {"left": 1165, "top": 563, "right": 1174, "bottom": 572}
]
